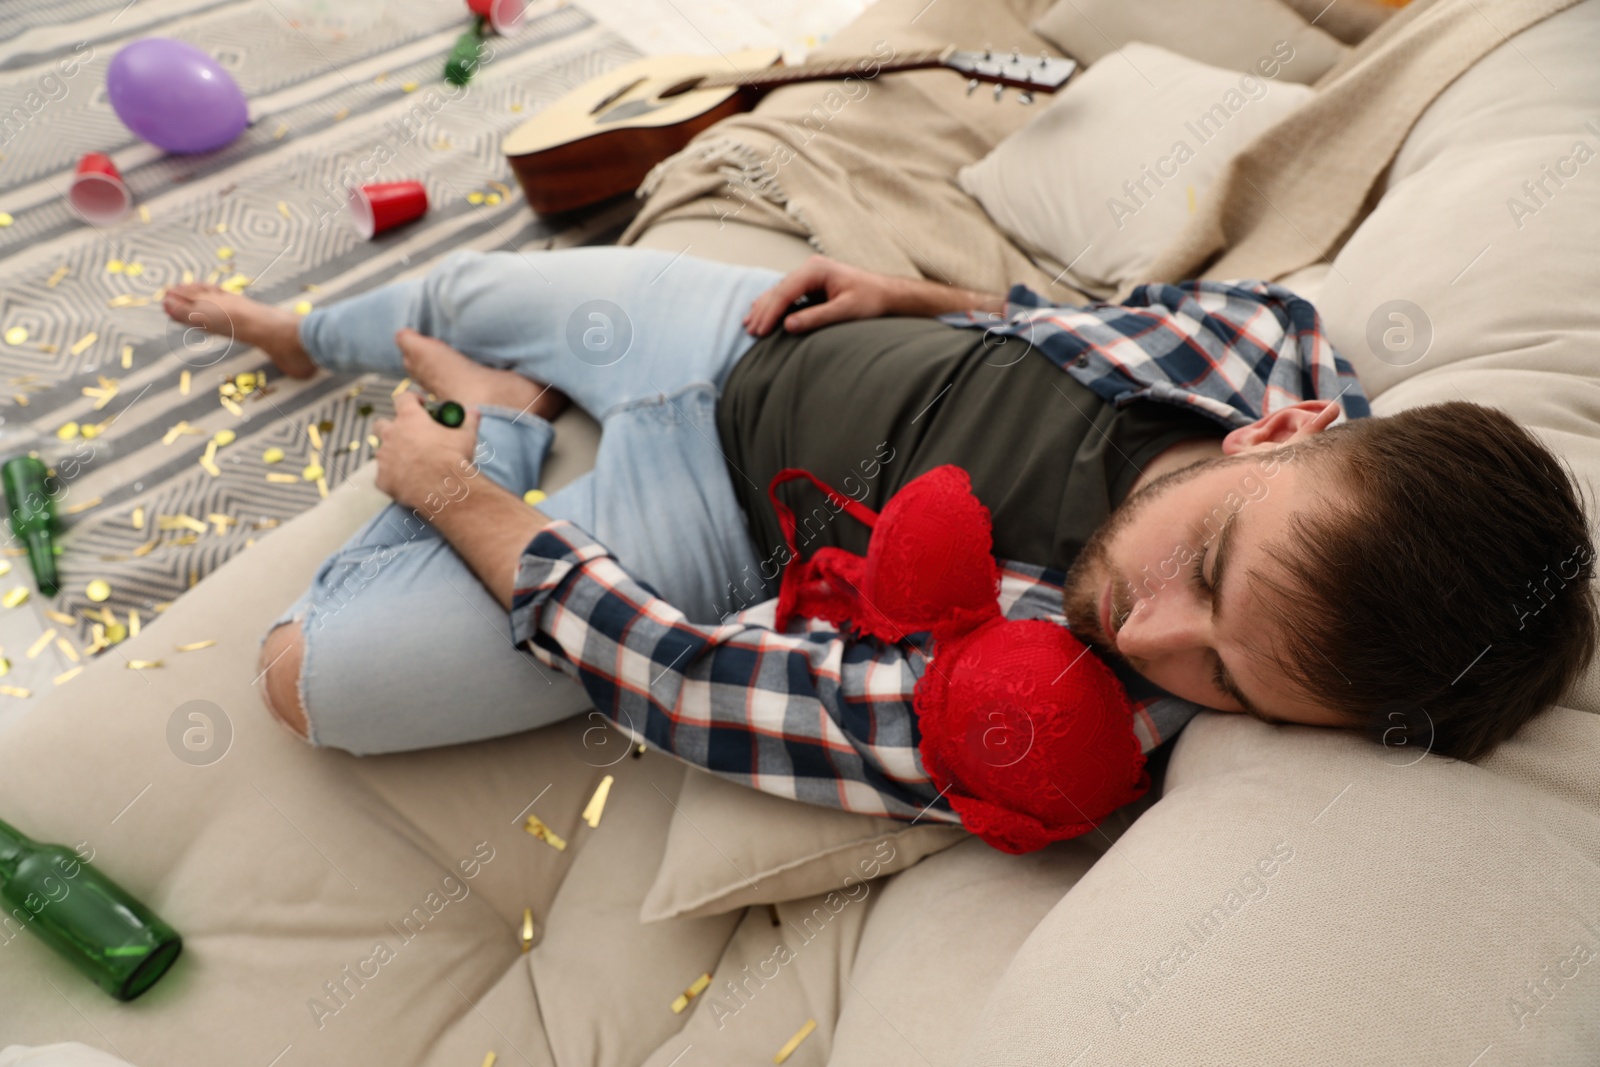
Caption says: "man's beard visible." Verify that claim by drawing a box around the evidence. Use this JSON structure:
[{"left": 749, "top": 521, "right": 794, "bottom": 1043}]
[{"left": 1062, "top": 452, "right": 1235, "bottom": 664}]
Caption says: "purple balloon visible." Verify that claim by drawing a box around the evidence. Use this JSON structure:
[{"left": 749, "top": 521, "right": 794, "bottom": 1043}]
[{"left": 107, "top": 38, "right": 249, "bottom": 154}]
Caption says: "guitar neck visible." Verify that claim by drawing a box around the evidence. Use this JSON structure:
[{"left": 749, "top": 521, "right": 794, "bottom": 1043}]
[{"left": 696, "top": 47, "right": 955, "bottom": 91}]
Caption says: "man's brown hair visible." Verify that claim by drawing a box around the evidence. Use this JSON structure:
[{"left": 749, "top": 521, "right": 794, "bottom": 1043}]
[{"left": 1251, "top": 401, "right": 1597, "bottom": 761}]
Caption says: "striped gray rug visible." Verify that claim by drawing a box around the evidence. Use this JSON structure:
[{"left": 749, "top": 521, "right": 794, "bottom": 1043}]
[{"left": 0, "top": 0, "right": 640, "bottom": 639}]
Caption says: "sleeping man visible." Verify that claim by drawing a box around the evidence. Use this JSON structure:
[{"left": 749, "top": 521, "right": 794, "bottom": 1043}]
[{"left": 161, "top": 247, "right": 1596, "bottom": 838}]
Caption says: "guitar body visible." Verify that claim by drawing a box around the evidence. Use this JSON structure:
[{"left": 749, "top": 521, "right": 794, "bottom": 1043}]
[{"left": 503, "top": 49, "right": 782, "bottom": 215}]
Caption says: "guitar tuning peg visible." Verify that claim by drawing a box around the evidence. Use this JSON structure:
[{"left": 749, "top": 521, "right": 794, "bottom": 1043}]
[
  {"left": 966, "top": 78, "right": 980, "bottom": 96},
  {"left": 992, "top": 83, "right": 1004, "bottom": 102},
  {"left": 1017, "top": 90, "right": 1034, "bottom": 105},
  {"left": 983, "top": 43, "right": 993, "bottom": 60},
  {"left": 1039, "top": 51, "right": 1050, "bottom": 67},
  {"left": 1011, "top": 47, "right": 1021, "bottom": 63}
]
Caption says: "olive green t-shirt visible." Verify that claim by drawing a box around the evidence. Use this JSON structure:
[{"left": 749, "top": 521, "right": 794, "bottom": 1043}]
[{"left": 715, "top": 317, "right": 1228, "bottom": 576}]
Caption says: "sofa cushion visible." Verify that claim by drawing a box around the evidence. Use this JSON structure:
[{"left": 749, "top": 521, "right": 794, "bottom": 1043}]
[
  {"left": 639, "top": 769, "right": 969, "bottom": 922},
  {"left": 957, "top": 704, "right": 1600, "bottom": 1064},
  {"left": 958, "top": 43, "right": 1314, "bottom": 293},
  {"left": 1031, "top": 0, "right": 1348, "bottom": 84}
]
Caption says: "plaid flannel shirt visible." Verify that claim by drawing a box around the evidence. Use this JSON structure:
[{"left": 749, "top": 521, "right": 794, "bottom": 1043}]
[{"left": 510, "top": 280, "right": 1372, "bottom": 824}]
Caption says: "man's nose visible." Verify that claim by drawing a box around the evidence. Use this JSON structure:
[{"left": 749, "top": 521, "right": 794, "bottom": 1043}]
[{"left": 1115, "top": 585, "right": 1208, "bottom": 659}]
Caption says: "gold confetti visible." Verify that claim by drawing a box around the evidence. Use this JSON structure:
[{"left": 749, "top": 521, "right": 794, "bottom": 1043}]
[
  {"left": 69, "top": 332, "right": 98, "bottom": 356},
  {"left": 45, "top": 609, "right": 75, "bottom": 626},
  {"left": 10, "top": 394, "right": 25, "bottom": 406},
  {"left": 391, "top": 377, "right": 412, "bottom": 397},
  {"left": 126, "top": 660, "right": 162, "bottom": 671},
  {"left": 124, "top": 262, "right": 144, "bottom": 277},
  {"left": 211, "top": 222, "right": 227, "bottom": 234},
  {"left": 773, "top": 1019, "right": 817, "bottom": 1064},
  {"left": 132, "top": 506, "right": 145, "bottom": 530},
  {"left": 199, "top": 440, "right": 220, "bottom": 477},
  {"left": 486, "top": 193, "right": 502, "bottom": 206},
  {"left": 294, "top": 300, "right": 312, "bottom": 315},
  {"left": 55, "top": 638, "right": 79, "bottom": 663},
  {"left": 46, "top": 266, "right": 68, "bottom": 287},
  {"left": 582, "top": 775, "right": 613, "bottom": 828},
  {"left": 0, "top": 212, "right": 11, "bottom": 226},
  {"left": 0, "top": 685, "right": 30, "bottom": 698},
  {"left": 346, "top": 439, "right": 360, "bottom": 452},
  {"left": 175, "top": 639, "right": 216, "bottom": 652},
  {"left": 27, "top": 629, "right": 56, "bottom": 658},
  {"left": 162, "top": 421, "right": 205, "bottom": 444},
  {"left": 468, "top": 192, "right": 485, "bottom": 205},
  {"left": 522, "top": 815, "right": 567, "bottom": 850},
  {"left": 63, "top": 496, "right": 101, "bottom": 515},
  {"left": 510, "top": 102, "right": 523, "bottom": 112},
  {"left": 220, "top": 396, "right": 244, "bottom": 417},
  {"left": 237, "top": 372, "right": 257, "bottom": 390},
  {"left": 216, "top": 246, "right": 234, "bottom": 260},
  {"left": 524, "top": 489, "right": 547, "bottom": 506},
  {"left": 519, "top": 909, "right": 535, "bottom": 953},
  {"left": 3, "top": 327, "right": 26, "bottom": 346},
  {"left": 213, "top": 429, "right": 236, "bottom": 446},
  {"left": 274, "top": 122, "right": 288, "bottom": 140},
  {"left": 671, "top": 973, "right": 712, "bottom": 1014},
  {"left": 182, "top": 269, "right": 195, "bottom": 284},
  {"left": 85, "top": 579, "right": 111, "bottom": 602},
  {"left": 56, "top": 422, "right": 79, "bottom": 440},
  {"left": 220, "top": 273, "right": 250, "bottom": 294},
  {"left": 53, "top": 666, "right": 83, "bottom": 686},
  {"left": 106, "top": 259, "right": 124, "bottom": 274},
  {"left": 121, "top": 344, "right": 133, "bottom": 369},
  {"left": 307, "top": 424, "right": 326, "bottom": 452},
  {"left": 180, "top": 370, "right": 191, "bottom": 395},
  {"left": 104, "top": 622, "right": 128, "bottom": 644},
  {"left": 302, "top": 462, "right": 324, "bottom": 481},
  {"left": 265, "top": 472, "right": 299, "bottom": 484},
  {"left": 0, "top": 560, "right": 9, "bottom": 577},
  {"left": 402, "top": 81, "right": 418, "bottom": 92},
  {"left": 128, "top": 609, "right": 141, "bottom": 637},
  {"left": 3, "top": 587, "right": 28, "bottom": 608},
  {"left": 367, "top": 433, "right": 380, "bottom": 448},
  {"left": 158, "top": 514, "right": 208, "bottom": 533},
  {"left": 481, "top": 1055, "right": 496, "bottom": 1067},
  {"left": 138, "top": 205, "right": 151, "bottom": 223},
  {"left": 316, "top": 476, "right": 329, "bottom": 498},
  {"left": 132, "top": 538, "right": 159, "bottom": 557},
  {"left": 206, "top": 512, "right": 236, "bottom": 533},
  {"left": 334, "top": 107, "right": 350, "bottom": 121},
  {"left": 262, "top": 447, "right": 285, "bottom": 464},
  {"left": 0, "top": 658, "right": 9, "bottom": 677}
]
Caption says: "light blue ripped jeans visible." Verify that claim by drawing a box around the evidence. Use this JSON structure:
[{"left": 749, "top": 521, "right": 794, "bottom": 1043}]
[{"left": 271, "top": 247, "right": 783, "bottom": 754}]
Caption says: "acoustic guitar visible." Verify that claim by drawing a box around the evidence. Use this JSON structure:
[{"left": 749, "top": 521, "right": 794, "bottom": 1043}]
[{"left": 502, "top": 45, "right": 1078, "bottom": 215}]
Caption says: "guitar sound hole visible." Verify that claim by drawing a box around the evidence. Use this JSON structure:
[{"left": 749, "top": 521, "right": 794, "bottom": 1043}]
[{"left": 657, "top": 77, "right": 705, "bottom": 98}]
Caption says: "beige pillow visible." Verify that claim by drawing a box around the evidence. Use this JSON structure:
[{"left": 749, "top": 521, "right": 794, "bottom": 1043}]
[
  {"left": 958, "top": 43, "right": 1314, "bottom": 293},
  {"left": 1032, "top": 0, "right": 1348, "bottom": 84},
  {"left": 639, "top": 768, "right": 968, "bottom": 922}
]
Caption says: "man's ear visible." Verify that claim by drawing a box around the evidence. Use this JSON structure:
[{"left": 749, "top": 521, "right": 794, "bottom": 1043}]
[{"left": 1221, "top": 400, "right": 1342, "bottom": 456}]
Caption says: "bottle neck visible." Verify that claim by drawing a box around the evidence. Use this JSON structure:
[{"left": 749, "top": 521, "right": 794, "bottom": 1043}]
[{"left": 0, "top": 817, "right": 31, "bottom": 880}]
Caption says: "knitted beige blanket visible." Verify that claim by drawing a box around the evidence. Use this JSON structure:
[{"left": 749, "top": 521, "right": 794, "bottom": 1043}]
[{"left": 622, "top": 0, "right": 1580, "bottom": 299}]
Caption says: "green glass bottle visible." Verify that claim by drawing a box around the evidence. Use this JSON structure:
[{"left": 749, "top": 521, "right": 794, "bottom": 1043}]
[
  {"left": 0, "top": 817, "right": 183, "bottom": 1001},
  {"left": 1, "top": 454, "right": 60, "bottom": 597},
  {"left": 443, "top": 20, "right": 487, "bottom": 87},
  {"left": 425, "top": 398, "right": 467, "bottom": 428}
]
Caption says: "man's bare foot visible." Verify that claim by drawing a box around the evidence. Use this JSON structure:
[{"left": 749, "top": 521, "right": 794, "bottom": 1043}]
[
  {"left": 161, "top": 283, "right": 318, "bottom": 379},
  {"left": 396, "top": 329, "right": 570, "bottom": 422}
]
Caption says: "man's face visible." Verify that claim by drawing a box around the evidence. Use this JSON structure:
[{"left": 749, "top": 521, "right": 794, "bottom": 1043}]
[{"left": 1062, "top": 446, "right": 1353, "bottom": 728}]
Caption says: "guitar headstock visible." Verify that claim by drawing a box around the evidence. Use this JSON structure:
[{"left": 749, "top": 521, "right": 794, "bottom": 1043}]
[{"left": 943, "top": 48, "right": 1078, "bottom": 93}]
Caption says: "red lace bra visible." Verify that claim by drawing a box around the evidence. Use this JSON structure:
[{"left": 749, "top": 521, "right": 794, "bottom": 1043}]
[{"left": 769, "top": 464, "right": 1149, "bottom": 854}]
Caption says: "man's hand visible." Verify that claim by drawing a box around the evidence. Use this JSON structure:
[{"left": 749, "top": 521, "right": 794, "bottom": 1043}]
[
  {"left": 373, "top": 391, "right": 482, "bottom": 513},
  {"left": 742, "top": 255, "right": 1006, "bottom": 337}
]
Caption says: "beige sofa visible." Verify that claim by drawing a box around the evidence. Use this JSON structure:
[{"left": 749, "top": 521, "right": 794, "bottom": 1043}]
[{"left": 5, "top": 0, "right": 1600, "bottom": 1063}]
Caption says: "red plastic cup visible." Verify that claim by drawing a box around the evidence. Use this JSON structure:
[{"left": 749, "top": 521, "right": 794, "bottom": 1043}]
[
  {"left": 348, "top": 181, "right": 429, "bottom": 239},
  {"left": 70, "top": 152, "right": 133, "bottom": 224},
  {"left": 466, "top": 0, "right": 525, "bottom": 34}
]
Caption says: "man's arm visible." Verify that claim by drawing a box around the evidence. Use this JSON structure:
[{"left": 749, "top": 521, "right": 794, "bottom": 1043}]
[{"left": 743, "top": 255, "right": 1006, "bottom": 337}]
